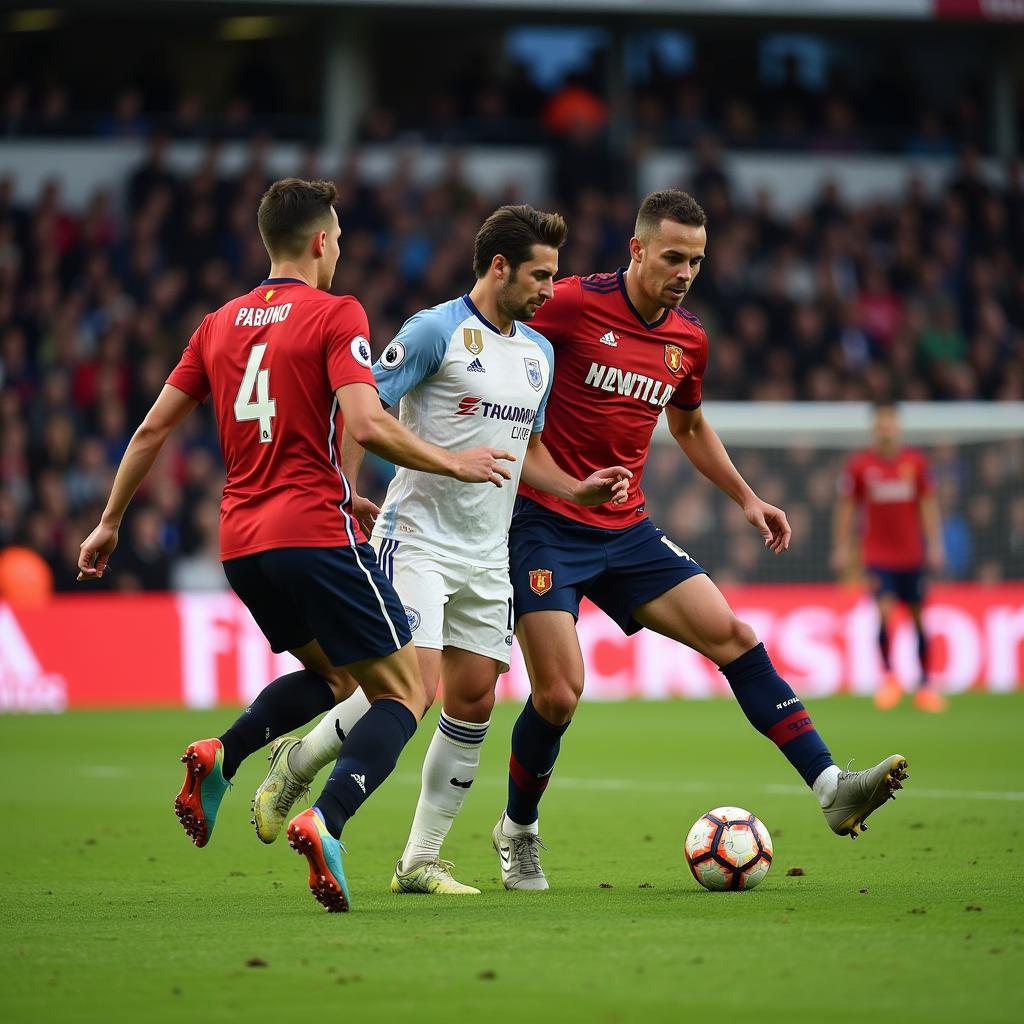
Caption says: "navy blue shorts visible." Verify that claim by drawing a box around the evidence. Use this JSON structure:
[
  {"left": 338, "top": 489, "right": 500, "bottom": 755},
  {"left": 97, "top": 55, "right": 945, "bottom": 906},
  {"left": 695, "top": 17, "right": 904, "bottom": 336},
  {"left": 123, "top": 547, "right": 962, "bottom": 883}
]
[
  {"left": 509, "top": 498, "right": 706, "bottom": 635},
  {"left": 223, "top": 545, "right": 412, "bottom": 666},
  {"left": 866, "top": 566, "right": 927, "bottom": 606}
]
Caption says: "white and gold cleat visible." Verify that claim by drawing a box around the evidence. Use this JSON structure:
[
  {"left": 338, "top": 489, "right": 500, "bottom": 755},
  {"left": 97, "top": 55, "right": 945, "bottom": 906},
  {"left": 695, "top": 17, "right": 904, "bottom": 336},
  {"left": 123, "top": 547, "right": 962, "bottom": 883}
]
[
  {"left": 823, "top": 754, "right": 909, "bottom": 839},
  {"left": 390, "top": 859, "right": 481, "bottom": 895},
  {"left": 251, "top": 736, "right": 310, "bottom": 844}
]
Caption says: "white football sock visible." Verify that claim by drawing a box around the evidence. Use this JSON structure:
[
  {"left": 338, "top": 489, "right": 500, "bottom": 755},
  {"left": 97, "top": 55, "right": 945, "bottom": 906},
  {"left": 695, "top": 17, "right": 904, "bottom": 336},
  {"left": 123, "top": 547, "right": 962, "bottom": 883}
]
[
  {"left": 288, "top": 688, "right": 371, "bottom": 781},
  {"left": 400, "top": 712, "right": 489, "bottom": 870},
  {"left": 812, "top": 764, "right": 842, "bottom": 807},
  {"left": 501, "top": 812, "right": 539, "bottom": 837}
]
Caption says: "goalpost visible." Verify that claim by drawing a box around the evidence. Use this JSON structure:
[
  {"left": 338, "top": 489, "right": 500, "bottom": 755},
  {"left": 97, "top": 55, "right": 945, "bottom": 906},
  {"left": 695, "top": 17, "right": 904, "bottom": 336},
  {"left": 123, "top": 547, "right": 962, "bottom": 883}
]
[{"left": 645, "top": 402, "right": 1024, "bottom": 587}]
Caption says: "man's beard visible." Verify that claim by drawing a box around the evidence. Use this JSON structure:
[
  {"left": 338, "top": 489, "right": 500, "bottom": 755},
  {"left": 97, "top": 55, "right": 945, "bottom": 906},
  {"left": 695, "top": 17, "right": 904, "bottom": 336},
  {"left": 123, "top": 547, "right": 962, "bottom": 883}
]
[{"left": 496, "top": 285, "right": 533, "bottom": 323}]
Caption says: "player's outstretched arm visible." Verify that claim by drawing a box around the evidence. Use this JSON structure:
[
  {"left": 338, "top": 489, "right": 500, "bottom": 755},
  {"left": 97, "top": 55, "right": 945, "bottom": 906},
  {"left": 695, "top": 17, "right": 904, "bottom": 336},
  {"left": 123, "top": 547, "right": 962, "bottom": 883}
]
[
  {"left": 520, "top": 433, "right": 632, "bottom": 506},
  {"left": 77, "top": 384, "right": 198, "bottom": 581},
  {"left": 666, "top": 405, "right": 791, "bottom": 555},
  {"left": 338, "top": 382, "right": 515, "bottom": 487}
]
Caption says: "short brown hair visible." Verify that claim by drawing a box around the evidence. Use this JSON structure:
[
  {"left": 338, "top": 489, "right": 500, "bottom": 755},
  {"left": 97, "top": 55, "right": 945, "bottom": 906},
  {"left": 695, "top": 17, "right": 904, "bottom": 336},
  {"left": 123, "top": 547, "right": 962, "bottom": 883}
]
[
  {"left": 472, "top": 205, "right": 568, "bottom": 279},
  {"left": 257, "top": 178, "right": 338, "bottom": 259},
  {"left": 635, "top": 189, "right": 707, "bottom": 240}
]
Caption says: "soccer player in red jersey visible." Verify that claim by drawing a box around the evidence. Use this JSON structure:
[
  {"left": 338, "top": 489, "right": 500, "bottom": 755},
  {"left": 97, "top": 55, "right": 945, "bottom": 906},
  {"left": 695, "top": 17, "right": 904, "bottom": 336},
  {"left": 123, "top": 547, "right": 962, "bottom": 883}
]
[
  {"left": 491, "top": 190, "right": 909, "bottom": 889},
  {"left": 833, "top": 402, "right": 947, "bottom": 712},
  {"left": 77, "top": 178, "right": 514, "bottom": 911}
]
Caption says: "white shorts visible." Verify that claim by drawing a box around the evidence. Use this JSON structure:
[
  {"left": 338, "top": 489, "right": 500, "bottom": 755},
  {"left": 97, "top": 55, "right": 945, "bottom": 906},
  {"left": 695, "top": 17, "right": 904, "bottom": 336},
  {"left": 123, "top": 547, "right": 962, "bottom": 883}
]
[{"left": 371, "top": 537, "right": 514, "bottom": 669}]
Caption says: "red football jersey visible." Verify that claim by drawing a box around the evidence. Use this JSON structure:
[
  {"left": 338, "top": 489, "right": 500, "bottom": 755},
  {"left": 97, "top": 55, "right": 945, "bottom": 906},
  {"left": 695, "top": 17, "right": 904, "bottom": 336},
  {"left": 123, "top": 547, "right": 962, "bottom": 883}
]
[
  {"left": 166, "top": 278, "right": 376, "bottom": 560},
  {"left": 518, "top": 269, "right": 708, "bottom": 528},
  {"left": 838, "top": 447, "right": 933, "bottom": 569}
]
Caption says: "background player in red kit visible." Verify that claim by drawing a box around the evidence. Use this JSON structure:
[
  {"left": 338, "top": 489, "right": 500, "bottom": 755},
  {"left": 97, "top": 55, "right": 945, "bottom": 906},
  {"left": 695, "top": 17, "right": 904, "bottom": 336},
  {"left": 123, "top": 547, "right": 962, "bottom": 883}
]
[
  {"left": 833, "top": 402, "right": 947, "bottom": 713},
  {"left": 77, "top": 178, "right": 514, "bottom": 911},
  {"left": 492, "top": 190, "right": 909, "bottom": 890}
]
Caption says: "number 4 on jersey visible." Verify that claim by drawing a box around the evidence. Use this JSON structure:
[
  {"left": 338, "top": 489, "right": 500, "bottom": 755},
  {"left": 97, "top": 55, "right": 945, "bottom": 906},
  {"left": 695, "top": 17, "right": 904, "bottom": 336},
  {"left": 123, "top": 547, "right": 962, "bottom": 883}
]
[{"left": 234, "top": 343, "right": 277, "bottom": 442}]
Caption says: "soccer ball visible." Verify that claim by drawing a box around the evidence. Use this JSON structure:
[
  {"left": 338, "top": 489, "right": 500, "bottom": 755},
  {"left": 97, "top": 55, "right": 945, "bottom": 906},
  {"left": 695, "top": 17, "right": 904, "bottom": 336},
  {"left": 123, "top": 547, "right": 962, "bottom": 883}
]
[{"left": 684, "top": 806, "right": 773, "bottom": 891}]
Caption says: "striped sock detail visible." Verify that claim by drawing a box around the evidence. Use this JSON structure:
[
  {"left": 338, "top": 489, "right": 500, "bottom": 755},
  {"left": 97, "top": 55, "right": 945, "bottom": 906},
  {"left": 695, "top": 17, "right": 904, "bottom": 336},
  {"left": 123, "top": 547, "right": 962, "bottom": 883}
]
[{"left": 437, "top": 712, "right": 489, "bottom": 748}]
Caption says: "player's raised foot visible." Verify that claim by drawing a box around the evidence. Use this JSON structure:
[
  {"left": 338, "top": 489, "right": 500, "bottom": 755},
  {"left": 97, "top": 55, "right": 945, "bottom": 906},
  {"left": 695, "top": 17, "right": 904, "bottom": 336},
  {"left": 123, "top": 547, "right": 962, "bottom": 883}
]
[
  {"left": 492, "top": 813, "right": 549, "bottom": 891},
  {"left": 174, "top": 738, "right": 231, "bottom": 848},
  {"left": 251, "top": 736, "right": 310, "bottom": 844},
  {"left": 287, "top": 808, "right": 350, "bottom": 913},
  {"left": 913, "top": 688, "right": 949, "bottom": 714},
  {"left": 823, "top": 755, "right": 909, "bottom": 839},
  {"left": 874, "top": 673, "right": 904, "bottom": 710},
  {"left": 390, "top": 858, "right": 481, "bottom": 895}
]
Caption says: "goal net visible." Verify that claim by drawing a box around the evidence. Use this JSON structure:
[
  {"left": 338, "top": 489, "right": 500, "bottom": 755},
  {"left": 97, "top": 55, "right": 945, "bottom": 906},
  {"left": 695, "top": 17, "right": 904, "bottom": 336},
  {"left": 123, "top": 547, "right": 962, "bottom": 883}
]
[{"left": 644, "top": 402, "right": 1024, "bottom": 586}]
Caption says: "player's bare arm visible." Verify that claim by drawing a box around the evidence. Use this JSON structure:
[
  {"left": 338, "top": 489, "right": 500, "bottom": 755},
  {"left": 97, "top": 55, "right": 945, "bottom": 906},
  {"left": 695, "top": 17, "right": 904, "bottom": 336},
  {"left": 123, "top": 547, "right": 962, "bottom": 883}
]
[
  {"left": 920, "top": 492, "right": 945, "bottom": 574},
  {"left": 520, "top": 431, "right": 632, "bottom": 507},
  {"left": 77, "top": 383, "right": 198, "bottom": 581},
  {"left": 665, "top": 404, "right": 791, "bottom": 554},
  {"left": 340, "top": 423, "right": 382, "bottom": 536},
  {"left": 338, "top": 381, "right": 515, "bottom": 487},
  {"left": 831, "top": 494, "right": 856, "bottom": 575}
]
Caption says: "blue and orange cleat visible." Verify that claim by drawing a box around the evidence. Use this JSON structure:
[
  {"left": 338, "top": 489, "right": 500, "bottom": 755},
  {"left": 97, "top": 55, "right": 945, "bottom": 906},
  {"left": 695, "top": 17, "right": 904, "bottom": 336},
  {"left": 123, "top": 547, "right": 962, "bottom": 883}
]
[
  {"left": 174, "top": 738, "right": 231, "bottom": 848},
  {"left": 287, "top": 808, "right": 351, "bottom": 913}
]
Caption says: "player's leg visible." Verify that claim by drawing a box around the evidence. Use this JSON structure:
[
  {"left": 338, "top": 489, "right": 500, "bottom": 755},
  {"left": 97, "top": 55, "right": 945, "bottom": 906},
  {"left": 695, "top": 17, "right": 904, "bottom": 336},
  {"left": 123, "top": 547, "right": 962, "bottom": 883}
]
[
  {"left": 394, "top": 562, "right": 510, "bottom": 893},
  {"left": 175, "top": 552, "right": 350, "bottom": 848},
  {"left": 289, "top": 640, "right": 424, "bottom": 911},
  {"left": 493, "top": 609, "right": 583, "bottom": 890},
  {"left": 496, "top": 499, "right": 599, "bottom": 889},
  {"left": 253, "top": 543, "right": 449, "bottom": 841},
  {"left": 870, "top": 569, "right": 903, "bottom": 709},
  {"left": 907, "top": 583, "right": 948, "bottom": 712},
  {"left": 633, "top": 574, "right": 907, "bottom": 838},
  {"left": 393, "top": 647, "right": 500, "bottom": 894}
]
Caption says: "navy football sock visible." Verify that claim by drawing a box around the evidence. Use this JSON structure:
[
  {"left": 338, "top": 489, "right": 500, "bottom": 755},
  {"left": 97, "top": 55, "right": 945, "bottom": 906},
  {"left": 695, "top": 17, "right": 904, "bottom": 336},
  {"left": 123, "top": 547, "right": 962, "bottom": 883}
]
[
  {"left": 219, "top": 670, "right": 335, "bottom": 780},
  {"left": 720, "top": 643, "right": 834, "bottom": 789},
  {"left": 878, "top": 622, "right": 891, "bottom": 671},
  {"left": 506, "top": 697, "right": 570, "bottom": 826},
  {"left": 314, "top": 699, "right": 417, "bottom": 839}
]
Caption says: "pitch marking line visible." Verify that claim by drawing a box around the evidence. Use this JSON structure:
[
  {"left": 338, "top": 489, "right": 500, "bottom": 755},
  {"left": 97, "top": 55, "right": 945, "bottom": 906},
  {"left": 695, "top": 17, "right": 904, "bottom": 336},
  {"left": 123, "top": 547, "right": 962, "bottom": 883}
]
[{"left": 395, "top": 773, "right": 1024, "bottom": 802}]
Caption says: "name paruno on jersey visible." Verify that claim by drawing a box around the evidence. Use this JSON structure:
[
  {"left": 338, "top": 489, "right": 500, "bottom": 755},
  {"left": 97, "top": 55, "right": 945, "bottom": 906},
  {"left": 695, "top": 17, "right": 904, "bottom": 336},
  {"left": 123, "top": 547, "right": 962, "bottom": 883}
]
[{"left": 371, "top": 295, "right": 554, "bottom": 568}]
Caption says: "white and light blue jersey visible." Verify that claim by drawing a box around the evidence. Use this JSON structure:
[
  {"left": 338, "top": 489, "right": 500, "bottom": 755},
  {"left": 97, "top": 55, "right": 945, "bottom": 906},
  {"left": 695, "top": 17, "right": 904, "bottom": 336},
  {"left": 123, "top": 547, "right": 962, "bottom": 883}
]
[{"left": 371, "top": 294, "right": 554, "bottom": 568}]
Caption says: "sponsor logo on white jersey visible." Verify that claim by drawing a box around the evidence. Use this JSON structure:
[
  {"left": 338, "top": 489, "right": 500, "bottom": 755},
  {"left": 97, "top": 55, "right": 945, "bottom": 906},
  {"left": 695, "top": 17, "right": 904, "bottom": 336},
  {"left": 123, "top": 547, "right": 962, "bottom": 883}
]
[
  {"left": 467, "top": 357, "right": 486, "bottom": 373},
  {"left": 454, "top": 397, "right": 538, "bottom": 423}
]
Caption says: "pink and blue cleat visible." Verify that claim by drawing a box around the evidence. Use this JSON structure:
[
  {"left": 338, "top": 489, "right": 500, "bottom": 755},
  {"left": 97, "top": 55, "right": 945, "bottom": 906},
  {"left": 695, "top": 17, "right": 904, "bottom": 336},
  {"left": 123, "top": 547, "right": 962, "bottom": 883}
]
[
  {"left": 174, "top": 738, "right": 231, "bottom": 848},
  {"left": 287, "top": 808, "right": 351, "bottom": 913}
]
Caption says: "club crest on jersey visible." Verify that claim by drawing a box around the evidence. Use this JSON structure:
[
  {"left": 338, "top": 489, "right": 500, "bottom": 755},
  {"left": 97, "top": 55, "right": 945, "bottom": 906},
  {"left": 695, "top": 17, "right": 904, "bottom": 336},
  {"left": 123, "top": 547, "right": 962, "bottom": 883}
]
[
  {"left": 351, "top": 336, "right": 372, "bottom": 367},
  {"left": 464, "top": 328, "right": 484, "bottom": 356},
  {"left": 380, "top": 340, "right": 406, "bottom": 370},
  {"left": 524, "top": 357, "right": 544, "bottom": 391},
  {"left": 664, "top": 344, "right": 684, "bottom": 375},
  {"left": 529, "top": 569, "right": 553, "bottom": 595}
]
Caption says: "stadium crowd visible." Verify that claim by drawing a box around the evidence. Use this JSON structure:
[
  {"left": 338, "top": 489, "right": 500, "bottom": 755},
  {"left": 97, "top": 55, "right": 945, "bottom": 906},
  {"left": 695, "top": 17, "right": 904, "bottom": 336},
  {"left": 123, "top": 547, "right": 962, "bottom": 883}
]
[{"left": 1, "top": 139, "right": 1022, "bottom": 590}]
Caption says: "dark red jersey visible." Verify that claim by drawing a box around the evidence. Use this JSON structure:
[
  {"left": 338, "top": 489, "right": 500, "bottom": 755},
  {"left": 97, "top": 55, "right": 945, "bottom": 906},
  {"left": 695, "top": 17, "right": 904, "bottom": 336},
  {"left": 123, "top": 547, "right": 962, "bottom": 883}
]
[
  {"left": 838, "top": 447, "right": 933, "bottom": 569},
  {"left": 166, "top": 278, "right": 376, "bottom": 560},
  {"left": 518, "top": 269, "right": 708, "bottom": 528}
]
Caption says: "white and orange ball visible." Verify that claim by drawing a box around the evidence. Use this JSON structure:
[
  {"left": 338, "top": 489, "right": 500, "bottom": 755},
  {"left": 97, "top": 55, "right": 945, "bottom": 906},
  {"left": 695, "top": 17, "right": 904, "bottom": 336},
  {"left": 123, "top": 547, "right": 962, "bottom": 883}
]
[{"left": 684, "top": 806, "right": 773, "bottom": 891}]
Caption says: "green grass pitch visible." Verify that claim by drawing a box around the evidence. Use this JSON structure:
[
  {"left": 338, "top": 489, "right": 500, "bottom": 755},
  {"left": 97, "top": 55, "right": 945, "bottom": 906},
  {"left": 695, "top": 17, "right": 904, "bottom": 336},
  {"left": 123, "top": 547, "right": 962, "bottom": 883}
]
[{"left": 2, "top": 694, "right": 1021, "bottom": 1023}]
